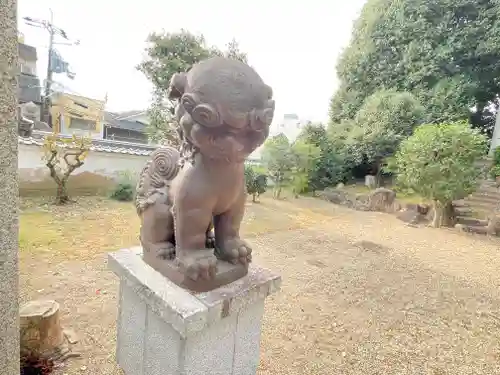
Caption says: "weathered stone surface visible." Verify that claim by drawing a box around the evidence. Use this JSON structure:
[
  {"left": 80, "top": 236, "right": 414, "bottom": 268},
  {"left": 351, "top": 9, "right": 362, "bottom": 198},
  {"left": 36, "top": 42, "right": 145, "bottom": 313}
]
[
  {"left": 366, "top": 188, "right": 397, "bottom": 212},
  {"left": 108, "top": 247, "right": 281, "bottom": 337},
  {"left": 0, "top": 1, "right": 20, "bottom": 373},
  {"left": 318, "top": 189, "right": 350, "bottom": 205},
  {"left": 397, "top": 209, "right": 423, "bottom": 225},
  {"left": 486, "top": 213, "right": 500, "bottom": 236},
  {"left": 143, "top": 250, "right": 249, "bottom": 293},
  {"left": 109, "top": 247, "right": 281, "bottom": 375}
]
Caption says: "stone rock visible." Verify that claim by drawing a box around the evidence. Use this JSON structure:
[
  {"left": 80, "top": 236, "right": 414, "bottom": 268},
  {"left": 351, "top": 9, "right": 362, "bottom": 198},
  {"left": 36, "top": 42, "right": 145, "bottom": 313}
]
[
  {"left": 405, "top": 203, "right": 430, "bottom": 215},
  {"left": 392, "top": 201, "right": 402, "bottom": 213},
  {"left": 352, "top": 194, "right": 369, "bottom": 211},
  {"left": 366, "top": 188, "right": 397, "bottom": 212},
  {"left": 397, "top": 209, "right": 423, "bottom": 225},
  {"left": 317, "top": 189, "right": 350, "bottom": 205},
  {"left": 63, "top": 329, "right": 79, "bottom": 344},
  {"left": 336, "top": 183, "right": 345, "bottom": 189},
  {"left": 486, "top": 214, "right": 500, "bottom": 236}
]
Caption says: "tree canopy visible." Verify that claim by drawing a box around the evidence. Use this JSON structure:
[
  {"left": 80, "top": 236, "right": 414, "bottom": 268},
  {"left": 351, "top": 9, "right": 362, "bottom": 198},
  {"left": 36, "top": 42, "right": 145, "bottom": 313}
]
[
  {"left": 330, "top": 0, "right": 500, "bottom": 136},
  {"left": 244, "top": 165, "right": 268, "bottom": 202},
  {"left": 341, "top": 90, "right": 424, "bottom": 181},
  {"left": 137, "top": 30, "right": 248, "bottom": 144},
  {"left": 297, "top": 122, "right": 346, "bottom": 190},
  {"left": 389, "top": 121, "right": 487, "bottom": 226},
  {"left": 261, "top": 133, "right": 293, "bottom": 198}
]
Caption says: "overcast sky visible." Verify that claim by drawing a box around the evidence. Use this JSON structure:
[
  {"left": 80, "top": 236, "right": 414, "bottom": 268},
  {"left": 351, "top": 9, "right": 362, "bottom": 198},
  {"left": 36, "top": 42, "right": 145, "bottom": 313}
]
[{"left": 18, "top": 0, "right": 366, "bottom": 124}]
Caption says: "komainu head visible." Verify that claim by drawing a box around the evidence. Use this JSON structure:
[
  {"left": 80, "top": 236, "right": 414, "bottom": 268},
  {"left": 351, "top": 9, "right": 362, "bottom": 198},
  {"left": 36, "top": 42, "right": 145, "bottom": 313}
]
[{"left": 168, "top": 57, "right": 275, "bottom": 163}]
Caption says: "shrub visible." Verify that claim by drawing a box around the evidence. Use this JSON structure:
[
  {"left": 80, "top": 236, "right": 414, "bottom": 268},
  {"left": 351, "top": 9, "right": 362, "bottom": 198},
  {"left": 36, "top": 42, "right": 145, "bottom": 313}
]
[
  {"left": 389, "top": 121, "right": 487, "bottom": 227},
  {"left": 110, "top": 182, "right": 134, "bottom": 202},
  {"left": 245, "top": 165, "right": 268, "bottom": 202},
  {"left": 490, "top": 147, "right": 500, "bottom": 179}
]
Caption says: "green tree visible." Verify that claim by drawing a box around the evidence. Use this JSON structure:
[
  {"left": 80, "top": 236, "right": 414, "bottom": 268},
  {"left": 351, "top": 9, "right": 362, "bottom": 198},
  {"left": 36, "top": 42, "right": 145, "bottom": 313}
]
[
  {"left": 345, "top": 90, "right": 424, "bottom": 184},
  {"left": 389, "top": 121, "right": 487, "bottom": 227},
  {"left": 298, "top": 122, "right": 346, "bottom": 191},
  {"left": 138, "top": 29, "right": 248, "bottom": 145},
  {"left": 289, "top": 140, "right": 320, "bottom": 197},
  {"left": 261, "top": 133, "right": 293, "bottom": 199},
  {"left": 244, "top": 165, "right": 268, "bottom": 202},
  {"left": 330, "top": 0, "right": 500, "bottom": 136},
  {"left": 489, "top": 147, "right": 500, "bottom": 179}
]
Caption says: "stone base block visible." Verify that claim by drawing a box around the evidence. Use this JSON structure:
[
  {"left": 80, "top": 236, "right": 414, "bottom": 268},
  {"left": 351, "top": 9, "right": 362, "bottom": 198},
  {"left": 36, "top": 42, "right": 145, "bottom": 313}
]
[
  {"left": 143, "top": 251, "right": 248, "bottom": 293},
  {"left": 108, "top": 247, "right": 281, "bottom": 375}
]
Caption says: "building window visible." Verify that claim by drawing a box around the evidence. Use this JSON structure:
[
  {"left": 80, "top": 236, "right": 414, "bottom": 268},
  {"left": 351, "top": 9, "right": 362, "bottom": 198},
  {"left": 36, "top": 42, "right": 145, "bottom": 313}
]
[
  {"left": 19, "top": 62, "right": 35, "bottom": 75},
  {"left": 70, "top": 117, "right": 97, "bottom": 131}
]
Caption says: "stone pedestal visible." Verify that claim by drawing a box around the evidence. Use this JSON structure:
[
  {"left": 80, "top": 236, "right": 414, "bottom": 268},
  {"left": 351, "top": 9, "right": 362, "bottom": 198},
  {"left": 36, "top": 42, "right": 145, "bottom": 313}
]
[{"left": 108, "top": 247, "right": 281, "bottom": 375}]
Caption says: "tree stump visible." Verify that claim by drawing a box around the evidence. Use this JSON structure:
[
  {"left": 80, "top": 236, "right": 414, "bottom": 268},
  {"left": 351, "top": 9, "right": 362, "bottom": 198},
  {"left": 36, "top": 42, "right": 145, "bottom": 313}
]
[{"left": 20, "top": 300, "right": 64, "bottom": 358}]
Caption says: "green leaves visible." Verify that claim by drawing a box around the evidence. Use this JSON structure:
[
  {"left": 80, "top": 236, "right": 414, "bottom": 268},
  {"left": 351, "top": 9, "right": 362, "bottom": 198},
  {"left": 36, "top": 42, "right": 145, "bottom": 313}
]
[
  {"left": 330, "top": 0, "right": 500, "bottom": 136},
  {"left": 244, "top": 165, "right": 268, "bottom": 199},
  {"left": 261, "top": 133, "right": 322, "bottom": 196},
  {"left": 261, "top": 134, "right": 294, "bottom": 186},
  {"left": 392, "top": 121, "right": 488, "bottom": 203},
  {"left": 298, "top": 123, "right": 347, "bottom": 189},
  {"left": 137, "top": 30, "right": 248, "bottom": 144},
  {"left": 343, "top": 90, "right": 424, "bottom": 172}
]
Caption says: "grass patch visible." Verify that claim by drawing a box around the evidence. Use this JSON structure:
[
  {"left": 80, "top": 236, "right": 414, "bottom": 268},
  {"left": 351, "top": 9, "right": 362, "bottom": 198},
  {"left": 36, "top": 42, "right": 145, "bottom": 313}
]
[
  {"left": 19, "top": 197, "right": 141, "bottom": 261},
  {"left": 19, "top": 195, "right": 324, "bottom": 263}
]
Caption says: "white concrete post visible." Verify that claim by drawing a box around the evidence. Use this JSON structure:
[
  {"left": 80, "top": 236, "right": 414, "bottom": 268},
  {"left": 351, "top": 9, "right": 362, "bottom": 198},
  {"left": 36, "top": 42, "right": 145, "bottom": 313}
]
[{"left": 108, "top": 247, "right": 281, "bottom": 375}]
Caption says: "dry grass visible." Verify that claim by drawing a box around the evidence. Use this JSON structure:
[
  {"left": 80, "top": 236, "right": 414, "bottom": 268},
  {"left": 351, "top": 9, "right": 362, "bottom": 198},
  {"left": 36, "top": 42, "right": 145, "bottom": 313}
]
[
  {"left": 19, "top": 196, "right": 302, "bottom": 262},
  {"left": 19, "top": 195, "right": 500, "bottom": 375}
]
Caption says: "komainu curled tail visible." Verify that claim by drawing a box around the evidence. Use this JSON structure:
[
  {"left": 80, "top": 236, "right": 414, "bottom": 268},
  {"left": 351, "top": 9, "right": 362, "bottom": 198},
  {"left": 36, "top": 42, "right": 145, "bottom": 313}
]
[
  {"left": 135, "top": 146, "right": 215, "bottom": 260},
  {"left": 135, "top": 146, "right": 180, "bottom": 260}
]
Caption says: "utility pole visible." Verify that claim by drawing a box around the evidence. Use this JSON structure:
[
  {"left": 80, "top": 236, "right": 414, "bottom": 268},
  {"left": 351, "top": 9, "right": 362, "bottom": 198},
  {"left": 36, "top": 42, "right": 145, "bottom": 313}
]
[
  {"left": 43, "top": 9, "right": 55, "bottom": 126},
  {"left": 22, "top": 9, "right": 79, "bottom": 126}
]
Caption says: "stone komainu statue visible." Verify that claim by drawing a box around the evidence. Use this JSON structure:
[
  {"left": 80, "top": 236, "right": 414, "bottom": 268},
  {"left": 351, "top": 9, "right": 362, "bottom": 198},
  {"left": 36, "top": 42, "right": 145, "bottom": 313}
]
[{"left": 135, "top": 57, "right": 275, "bottom": 291}]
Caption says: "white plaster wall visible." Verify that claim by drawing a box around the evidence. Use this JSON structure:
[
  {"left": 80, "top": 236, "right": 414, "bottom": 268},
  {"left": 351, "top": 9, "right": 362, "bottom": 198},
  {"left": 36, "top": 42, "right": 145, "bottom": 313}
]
[
  {"left": 490, "top": 113, "right": 500, "bottom": 156},
  {"left": 18, "top": 143, "right": 149, "bottom": 182}
]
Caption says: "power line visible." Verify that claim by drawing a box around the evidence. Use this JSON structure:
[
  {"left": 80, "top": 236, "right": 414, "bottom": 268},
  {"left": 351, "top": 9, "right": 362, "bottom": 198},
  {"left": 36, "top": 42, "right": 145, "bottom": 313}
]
[{"left": 22, "top": 9, "right": 80, "bottom": 126}]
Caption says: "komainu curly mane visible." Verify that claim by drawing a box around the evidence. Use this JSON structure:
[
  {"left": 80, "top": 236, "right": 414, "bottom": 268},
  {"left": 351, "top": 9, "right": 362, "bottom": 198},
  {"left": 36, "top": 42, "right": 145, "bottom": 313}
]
[
  {"left": 135, "top": 146, "right": 180, "bottom": 214},
  {"left": 167, "top": 57, "right": 274, "bottom": 165}
]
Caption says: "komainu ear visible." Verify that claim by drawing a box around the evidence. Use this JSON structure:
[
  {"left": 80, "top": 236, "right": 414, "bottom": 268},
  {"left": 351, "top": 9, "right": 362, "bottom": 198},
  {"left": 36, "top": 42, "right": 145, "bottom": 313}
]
[
  {"left": 264, "top": 84, "right": 273, "bottom": 100},
  {"left": 167, "top": 73, "right": 187, "bottom": 100}
]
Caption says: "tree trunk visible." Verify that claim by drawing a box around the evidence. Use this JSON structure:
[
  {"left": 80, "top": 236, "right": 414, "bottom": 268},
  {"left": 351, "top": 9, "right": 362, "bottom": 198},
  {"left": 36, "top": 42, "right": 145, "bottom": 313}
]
[
  {"left": 20, "top": 300, "right": 64, "bottom": 358},
  {"left": 56, "top": 179, "right": 70, "bottom": 205},
  {"left": 375, "top": 161, "right": 382, "bottom": 188},
  {"left": 252, "top": 193, "right": 256, "bottom": 202},
  {"left": 276, "top": 185, "right": 282, "bottom": 199},
  {"left": 431, "top": 200, "right": 455, "bottom": 228}
]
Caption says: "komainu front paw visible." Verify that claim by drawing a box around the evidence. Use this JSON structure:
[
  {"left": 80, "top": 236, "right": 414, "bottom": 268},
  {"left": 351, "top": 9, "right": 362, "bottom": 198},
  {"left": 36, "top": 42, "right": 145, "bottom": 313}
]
[
  {"left": 205, "top": 231, "right": 216, "bottom": 249},
  {"left": 175, "top": 250, "right": 217, "bottom": 281},
  {"left": 216, "top": 238, "right": 252, "bottom": 265},
  {"left": 145, "top": 242, "right": 175, "bottom": 260}
]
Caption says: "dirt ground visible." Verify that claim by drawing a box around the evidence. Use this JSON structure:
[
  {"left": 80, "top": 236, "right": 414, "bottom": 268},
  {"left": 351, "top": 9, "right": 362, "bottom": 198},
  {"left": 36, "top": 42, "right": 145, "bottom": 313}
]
[{"left": 19, "top": 196, "right": 500, "bottom": 374}]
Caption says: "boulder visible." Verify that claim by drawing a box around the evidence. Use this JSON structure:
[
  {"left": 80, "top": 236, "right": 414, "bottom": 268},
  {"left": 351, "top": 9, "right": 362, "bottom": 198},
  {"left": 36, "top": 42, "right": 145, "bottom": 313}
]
[
  {"left": 366, "top": 188, "right": 397, "bottom": 212},
  {"left": 486, "top": 213, "right": 500, "bottom": 236},
  {"left": 317, "top": 190, "right": 350, "bottom": 205},
  {"left": 397, "top": 209, "right": 423, "bottom": 225}
]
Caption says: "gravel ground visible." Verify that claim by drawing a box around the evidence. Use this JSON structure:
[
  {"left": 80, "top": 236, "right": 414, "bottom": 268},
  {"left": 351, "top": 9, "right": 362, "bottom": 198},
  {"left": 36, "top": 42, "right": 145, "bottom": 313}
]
[{"left": 20, "top": 197, "right": 500, "bottom": 374}]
